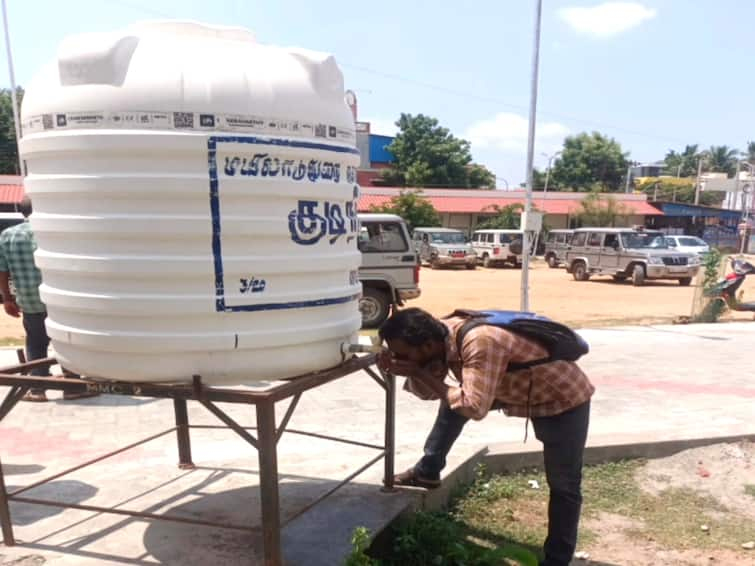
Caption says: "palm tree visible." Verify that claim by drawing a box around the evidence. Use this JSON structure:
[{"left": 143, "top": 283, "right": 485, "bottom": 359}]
[
  {"left": 706, "top": 145, "right": 739, "bottom": 176},
  {"left": 744, "top": 141, "right": 755, "bottom": 164},
  {"left": 664, "top": 144, "right": 701, "bottom": 177}
]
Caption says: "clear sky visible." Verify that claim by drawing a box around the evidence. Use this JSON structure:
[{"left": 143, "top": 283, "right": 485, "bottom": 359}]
[{"left": 2, "top": 0, "right": 753, "bottom": 187}]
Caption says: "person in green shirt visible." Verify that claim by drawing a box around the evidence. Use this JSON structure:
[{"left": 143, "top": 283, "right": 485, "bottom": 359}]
[{"left": 0, "top": 197, "right": 96, "bottom": 401}]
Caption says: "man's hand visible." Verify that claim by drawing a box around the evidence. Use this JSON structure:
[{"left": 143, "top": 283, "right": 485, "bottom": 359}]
[
  {"left": 377, "top": 350, "right": 425, "bottom": 378},
  {"left": 3, "top": 299, "right": 20, "bottom": 318}
]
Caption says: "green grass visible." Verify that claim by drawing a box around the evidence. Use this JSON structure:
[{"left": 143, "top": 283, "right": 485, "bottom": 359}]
[
  {"left": 745, "top": 485, "right": 755, "bottom": 499},
  {"left": 452, "top": 460, "right": 752, "bottom": 554}
]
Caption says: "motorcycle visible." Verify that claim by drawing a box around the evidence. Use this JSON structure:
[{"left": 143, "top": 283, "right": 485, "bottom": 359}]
[{"left": 701, "top": 257, "right": 755, "bottom": 319}]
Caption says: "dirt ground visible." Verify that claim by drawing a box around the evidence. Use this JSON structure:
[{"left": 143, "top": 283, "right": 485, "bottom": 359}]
[
  {"left": 0, "top": 258, "right": 752, "bottom": 341},
  {"left": 411, "top": 259, "right": 755, "bottom": 328},
  {"left": 579, "top": 442, "right": 755, "bottom": 566}
]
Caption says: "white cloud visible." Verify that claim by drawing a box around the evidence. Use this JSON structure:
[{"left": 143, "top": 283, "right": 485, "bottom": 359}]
[
  {"left": 559, "top": 2, "right": 656, "bottom": 38},
  {"left": 464, "top": 112, "right": 570, "bottom": 156},
  {"left": 363, "top": 117, "right": 399, "bottom": 136}
]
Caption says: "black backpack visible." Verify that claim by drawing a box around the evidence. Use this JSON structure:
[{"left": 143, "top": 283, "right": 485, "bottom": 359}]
[{"left": 449, "top": 309, "right": 589, "bottom": 371}]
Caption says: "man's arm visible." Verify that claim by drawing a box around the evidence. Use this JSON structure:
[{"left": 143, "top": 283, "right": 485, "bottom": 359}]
[{"left": 444, "top": 331, "right": 508, "bottom": 420}]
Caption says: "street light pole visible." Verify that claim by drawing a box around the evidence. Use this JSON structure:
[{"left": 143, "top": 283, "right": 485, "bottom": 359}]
[
  {"left": 740, "top": 162, "right": 754, "bottom": 255},
  {"left": 520, "top": 0, "right": 543, "bottom": 313},
  {"left": 541, "top": 150, "right": 561, "bottom": 206},
  {"left": 1, "top": 0, "right": 22, "bottom": 175}
]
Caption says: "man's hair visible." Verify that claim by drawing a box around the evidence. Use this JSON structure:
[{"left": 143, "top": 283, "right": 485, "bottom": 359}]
[
  {"left": 17, "top": 197, "right": 32, "bottom": 218},
  {"left": 379, "top": 308, "right": 448, "bottom": 346}
]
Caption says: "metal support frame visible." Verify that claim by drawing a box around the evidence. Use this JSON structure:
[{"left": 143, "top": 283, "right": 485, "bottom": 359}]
[{"left": 0, "top": 354, "right": 395, "bottom": 566}]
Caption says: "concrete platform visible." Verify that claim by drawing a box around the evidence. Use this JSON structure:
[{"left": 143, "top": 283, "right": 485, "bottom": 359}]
[{"left": 0, "top": 321, "right": 754, "bottom": 565}]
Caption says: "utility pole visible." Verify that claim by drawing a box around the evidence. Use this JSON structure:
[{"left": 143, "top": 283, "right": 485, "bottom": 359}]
[
  {"left": 520, "top": 0, "right": 543, "bottom": 313},
  {"left": 1, "top": 0, "right": 22, "bottom": 174},
  {"left": 694, "top": 157, "right": 704, "bottom": 206}
]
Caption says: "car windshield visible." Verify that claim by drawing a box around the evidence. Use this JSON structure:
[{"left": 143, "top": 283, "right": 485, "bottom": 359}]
[
  {"left": 429, "top": 232, "right": 466, "bottom": 244},
  {"left": 620, "top": 232, "right": 668, "bottom": 249}
]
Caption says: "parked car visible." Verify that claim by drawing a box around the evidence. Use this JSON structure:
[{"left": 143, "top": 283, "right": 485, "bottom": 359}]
[
  {"left": 544, "top": 229, "right": 574, "bottom": 268},
  {"left": 357, "top": 213, "right": 421, "bottom": 328},
  {"left": 664, "top": 235, "right": 711, "bottom": 256},
  {"left": 470, "top": 229, "right": 527, "bottom": 268},
  {"left": 412, "top": 227, "right": 477, "bottom": 270},
  {"left": 565, "top": 228, "right": 701, "bottom": 286}
]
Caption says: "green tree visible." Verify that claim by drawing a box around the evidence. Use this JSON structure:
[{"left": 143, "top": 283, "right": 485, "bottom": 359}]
[
  {"left": 663, "top": 144, "right": 702, "bottom": 177},
  {"left": 575, "top": 190, "right": 630, "bottom": 227},
  {"left": 743, "top": 141, "right": 755, "bottom": 163},
  {"left": 467, "top": 163, "right": 496, "bottom": 189},
  {"left": 636, "top": 177, "right": 725, "bottom": 206},
  {"left": 477, "top": 203, "right": 524, "bottom": 229},
  {"left": 381, "top": 114, "right": 493, "bottom": 189},
  {"left": 706, "top": 145, "right": 739, "bottom": 176},
  {"left": 0, "top": 88, "right": 23, "bottom": 175},
  {"left": 550, "top": 132, "right": 629, "bottom": 192},
  {"left": 369, "top": 190, "right": 441, "bottom": 231}
]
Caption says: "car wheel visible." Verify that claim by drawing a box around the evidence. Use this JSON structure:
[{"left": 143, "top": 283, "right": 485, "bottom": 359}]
[
  {"left": 678, "top": 277, "right": 693, "bottom": 286},
  {"left": 482, "top": 254, "right": 492, "bottom": 268},
  {"left": 359, "top": 288, "right": 391, "bottom": 329},
  {"left": 547, "top": 254, "right": 559, "bottom": 268},
  {"left": 632, "top": 264, "right": 645, "bottom": 286},
  {"left": 572, "top": 261, "right": 589, "bottom": 281},
  {"left": 613, "top": 274, "right": 628, "bottom": 282},
  {"left": 430, "top": 258, "right": 440, "bottom": 269},
  {"left": 466, "top": 263, "right": 477, "bottom": 270}
]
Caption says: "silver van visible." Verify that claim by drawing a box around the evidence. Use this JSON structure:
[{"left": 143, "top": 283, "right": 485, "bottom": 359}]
[
  {"left": 471, "top": 229, "right": 525, "bottom": 268},
  {"left": 544, "top": 229, "right": 574, "bottom": 268},
  {"left": 358, "top": 213, "right": 421, "bottom": 327},
  {"left": 412, "top": 227, "right": 477, "bottom": 270},
  {"left": 565, "top": 228, "right": 701, "bottom": 286}
]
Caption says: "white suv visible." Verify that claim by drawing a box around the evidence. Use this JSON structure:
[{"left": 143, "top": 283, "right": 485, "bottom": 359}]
[
  {"left": 471, "top": 229, "right": 525, "bottom": 268},
  {"left": 358, "top": 214, "right": 421, "bottom": 328}
]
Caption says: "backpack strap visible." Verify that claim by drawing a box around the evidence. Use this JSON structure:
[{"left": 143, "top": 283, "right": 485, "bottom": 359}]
[{"left": 455, "top": 317, "right": 552, "bottom": 372}]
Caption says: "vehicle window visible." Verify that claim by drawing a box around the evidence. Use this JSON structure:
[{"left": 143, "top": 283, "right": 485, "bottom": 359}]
[
  {"left": 556, "top": 234, "right": 566, "bottom": 244},
  {"left": 587, "top": 233, "right": 603, "bottom": 247},
  {"left": 429, "top": 232, "right": 466, "bottom": 244},
  {"left": 603, "top": 234, "right": 618, "bottom": 249},
  {"left": 667, "top": 237, "right": 677, "bottom": 247},
  {"left": 679, "top": 237, "right": 705, "bottom": 247},
  {"left": 620, "top": 232, "right": 668, "bottom": 249},
  {"left": 358, "top": 222, "right": 408, "bottom": 253},
  {"left": 571, "top": 232, "right": 587, "bottom": 247},
  {"left": 486, "top": 234, "right": 494, "bottom": 244},
  {"left": 547, "top": 233, "right": 556, "bottom": 243},
  {"left": 498, "top": 233, "right": 512, "bottom": 244}
]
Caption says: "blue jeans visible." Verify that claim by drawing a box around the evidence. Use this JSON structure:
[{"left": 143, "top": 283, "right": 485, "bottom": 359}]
[{"left": 415, "top": 400, "right": 591, "bottom": 566}]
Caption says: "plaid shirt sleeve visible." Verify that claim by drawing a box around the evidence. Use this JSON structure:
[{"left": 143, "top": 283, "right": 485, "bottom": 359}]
[
  {"left": 0, "top": 231, "right": 9, "bottom": 272},
  {"left": 446, "top": 328, "right": 511, "bottom": 420}
]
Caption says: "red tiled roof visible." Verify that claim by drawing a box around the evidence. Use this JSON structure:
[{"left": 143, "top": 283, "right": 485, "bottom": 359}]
[
  {"left": 358, "top": 194, "right": 663, "bottom": 216},
  {"left": 0, "top": 184, "right": 24, "bottom": 204}
]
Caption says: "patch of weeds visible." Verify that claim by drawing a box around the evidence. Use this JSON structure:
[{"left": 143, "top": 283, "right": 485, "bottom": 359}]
[
  {"left": 453, "top": 464, "right": 549, "bottom": 554},
  {"left": 745, "top": 485, "right": 755, "bottom": 499},
  {"left": 357, "top": 513, "right": 538, "bottom": 566}
]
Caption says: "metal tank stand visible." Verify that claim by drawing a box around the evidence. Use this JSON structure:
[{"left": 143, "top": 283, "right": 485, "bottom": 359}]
[{"left": 0, "top": 354, "right": 396, "bottom": 566}]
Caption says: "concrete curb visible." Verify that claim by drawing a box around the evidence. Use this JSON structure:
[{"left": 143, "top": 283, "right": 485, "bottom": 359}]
[{"left": 483, "top": 433, "right": 755, "bottom": 474}]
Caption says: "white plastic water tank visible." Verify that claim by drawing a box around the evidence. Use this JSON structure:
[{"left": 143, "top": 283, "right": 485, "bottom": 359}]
[{"left": 20, "top": 21, "right": 362, "bottom": 384}]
